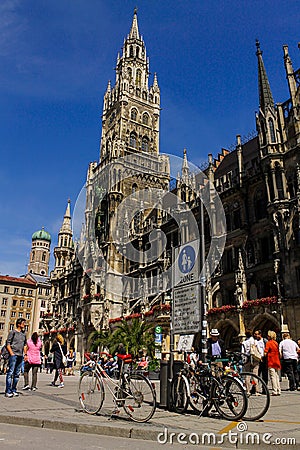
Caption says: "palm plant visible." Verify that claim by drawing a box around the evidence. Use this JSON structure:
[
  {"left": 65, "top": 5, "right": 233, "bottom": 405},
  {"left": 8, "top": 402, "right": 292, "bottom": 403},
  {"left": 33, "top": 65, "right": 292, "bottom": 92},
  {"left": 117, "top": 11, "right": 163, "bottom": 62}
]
[
  {"left": 88, "top": 329, "right": 118, "bottom": 353},
  {"left": 113, "top": 318, "right": 155, "bottom": 358}
]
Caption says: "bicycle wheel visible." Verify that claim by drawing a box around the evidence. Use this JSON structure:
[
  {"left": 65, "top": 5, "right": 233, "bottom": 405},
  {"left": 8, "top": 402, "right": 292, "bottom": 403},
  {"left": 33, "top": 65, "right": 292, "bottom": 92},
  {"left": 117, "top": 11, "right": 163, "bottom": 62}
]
[
  {"left": 122, "top": 373, "right": 156, "bottom": 422},
  {"left": 78, "top": 371, "right": 104, "bottom": 414},
  {"left": 171, "top": 374, "right": 189, "bottom": 414},
  {"left": 213, "top": 376, "right": 247, "bottom": 421},
  {"left": 188, "top": 374, "right": 207, "bottom": 414},
  {"left": 239, "top": 372, "right": 270, "bottom": 421}
]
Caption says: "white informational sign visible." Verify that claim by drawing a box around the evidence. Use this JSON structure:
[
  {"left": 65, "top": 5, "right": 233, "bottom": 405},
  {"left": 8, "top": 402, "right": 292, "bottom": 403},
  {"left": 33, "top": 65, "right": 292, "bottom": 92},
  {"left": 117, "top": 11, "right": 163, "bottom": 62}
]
[
  {"left": 173, "top": 283, "right": 201, "bottom": 334},
  {"left": 173, "top": 240, "right": 200, "bottom": 287},
  {"left": 177, "top": 334, "right": 194, "bottom": 352}
]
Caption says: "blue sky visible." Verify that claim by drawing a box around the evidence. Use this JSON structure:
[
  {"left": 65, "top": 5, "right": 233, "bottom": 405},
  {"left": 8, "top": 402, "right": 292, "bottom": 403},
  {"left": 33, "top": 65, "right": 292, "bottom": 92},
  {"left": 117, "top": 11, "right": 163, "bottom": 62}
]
[{"left": 0, "top": 0, "right": 299, "bottom": 276}]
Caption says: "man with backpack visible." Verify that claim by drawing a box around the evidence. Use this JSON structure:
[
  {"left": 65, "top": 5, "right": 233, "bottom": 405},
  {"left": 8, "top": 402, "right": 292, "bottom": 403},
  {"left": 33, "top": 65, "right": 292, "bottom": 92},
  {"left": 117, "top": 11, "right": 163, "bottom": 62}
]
[{"left": 4, "top": 318, "right": 27, "bottom": 397}]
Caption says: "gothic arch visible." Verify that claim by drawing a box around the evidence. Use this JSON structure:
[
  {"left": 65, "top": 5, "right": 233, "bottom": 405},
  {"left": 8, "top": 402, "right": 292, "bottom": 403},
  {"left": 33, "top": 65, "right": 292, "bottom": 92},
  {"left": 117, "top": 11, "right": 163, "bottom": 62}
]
[
  {"left": 249, "top": 312, "right": 280, "bottom": 336},
  {"left": 214, "top": 318, "right": 239, "bottom": 350}
]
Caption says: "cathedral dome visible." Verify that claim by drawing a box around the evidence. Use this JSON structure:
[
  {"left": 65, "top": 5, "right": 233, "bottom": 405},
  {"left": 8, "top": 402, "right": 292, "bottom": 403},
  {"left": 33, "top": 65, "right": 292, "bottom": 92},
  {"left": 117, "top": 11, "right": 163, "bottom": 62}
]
[{"left": 32, "top": 227, "right": 51, "bottom": 243}]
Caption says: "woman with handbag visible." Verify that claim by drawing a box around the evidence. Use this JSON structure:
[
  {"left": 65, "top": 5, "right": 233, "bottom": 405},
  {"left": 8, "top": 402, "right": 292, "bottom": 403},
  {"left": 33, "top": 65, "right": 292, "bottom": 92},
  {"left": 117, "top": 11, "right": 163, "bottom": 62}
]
[{"left": 50, "top": 334, "right": 67, "bottom": 388}]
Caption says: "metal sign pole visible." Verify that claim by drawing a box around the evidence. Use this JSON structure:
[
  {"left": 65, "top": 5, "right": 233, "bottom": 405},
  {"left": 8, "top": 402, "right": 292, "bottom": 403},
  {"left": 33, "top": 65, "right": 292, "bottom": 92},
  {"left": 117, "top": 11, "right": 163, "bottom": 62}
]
[{"left": 199, "top": 196, "right": 208, "bottom": 363}]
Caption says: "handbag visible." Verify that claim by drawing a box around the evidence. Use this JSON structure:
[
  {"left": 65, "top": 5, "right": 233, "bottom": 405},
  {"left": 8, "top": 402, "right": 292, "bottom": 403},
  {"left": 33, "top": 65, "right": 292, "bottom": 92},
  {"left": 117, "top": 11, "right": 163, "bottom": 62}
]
[
  {"left": 250, "top": 343, "right": 262, "bottom": 362},
  {"left": 58, "top": 343, "right": 67, "bottom": 365}
]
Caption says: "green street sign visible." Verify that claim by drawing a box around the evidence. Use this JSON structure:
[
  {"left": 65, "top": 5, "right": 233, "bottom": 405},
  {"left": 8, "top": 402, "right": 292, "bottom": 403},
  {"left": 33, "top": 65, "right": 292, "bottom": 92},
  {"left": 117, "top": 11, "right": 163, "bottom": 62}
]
[{"left": 155, "top": 326, "right": 162, "bottom": 334}]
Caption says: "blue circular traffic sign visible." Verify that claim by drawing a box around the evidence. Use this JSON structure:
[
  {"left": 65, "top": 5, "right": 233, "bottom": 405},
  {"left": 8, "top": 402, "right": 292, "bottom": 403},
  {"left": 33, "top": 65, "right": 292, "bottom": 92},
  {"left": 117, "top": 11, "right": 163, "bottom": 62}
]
[{"left": 178, "top": 245, "right": 195, "bottom": 274}]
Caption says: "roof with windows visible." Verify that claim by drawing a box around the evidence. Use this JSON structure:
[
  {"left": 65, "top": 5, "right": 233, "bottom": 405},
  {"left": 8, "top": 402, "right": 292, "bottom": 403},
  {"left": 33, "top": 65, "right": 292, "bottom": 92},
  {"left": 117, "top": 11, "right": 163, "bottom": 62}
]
[
  {"left": 0, "top": 275, "right": 36, "bottom": 286},
  {"left": 26, "top": 273, "right": 51, "bottom": 286}
]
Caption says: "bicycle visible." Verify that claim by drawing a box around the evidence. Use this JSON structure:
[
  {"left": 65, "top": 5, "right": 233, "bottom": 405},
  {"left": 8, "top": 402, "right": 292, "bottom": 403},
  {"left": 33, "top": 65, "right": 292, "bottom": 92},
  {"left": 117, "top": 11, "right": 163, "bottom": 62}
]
[
  {"left": 225, "top": 352, "right": 270, "bottom": 421},
  {"left": 78, "top": 353, "right": 156, "bottom": 423},
  {"left": 171, "top": 361, "right": 248, "bottom": 421}
]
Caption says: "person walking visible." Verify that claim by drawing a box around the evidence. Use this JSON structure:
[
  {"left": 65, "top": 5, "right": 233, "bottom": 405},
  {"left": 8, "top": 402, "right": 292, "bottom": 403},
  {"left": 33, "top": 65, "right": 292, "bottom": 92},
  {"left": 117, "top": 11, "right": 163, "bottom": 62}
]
[
  {"left": 207, "top": 329, "right": 226, "bottom": 359},
  {"left": 254, "top": 329, "right": 268, "bottom": 384},
  {"left": 66, "top": 349, "right": 75, "bottom": 376},
  {"left": 50, "top": 334, "right": 67, "bottom": 388},
  {"left": 279, "top": 332, "right": 300, "bottom": 391},
  {"left": 241, "top": 329, "right": 262, "bottom": 395},
  {"left": 264, "top": 330, "right": 281, "bottom": 396},
  {"left": 23, "top": 332, "right": 42, "bottom": 391},
  {"left": 5, "top": 318, "right": 27, "bottom": 397}
]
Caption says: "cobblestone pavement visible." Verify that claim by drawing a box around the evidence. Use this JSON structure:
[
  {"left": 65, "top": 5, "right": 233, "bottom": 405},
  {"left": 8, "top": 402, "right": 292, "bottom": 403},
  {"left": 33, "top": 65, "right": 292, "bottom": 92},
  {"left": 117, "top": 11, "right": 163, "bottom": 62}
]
[{"left": 0, "top": 372, "right": 300, "bottom": 449}]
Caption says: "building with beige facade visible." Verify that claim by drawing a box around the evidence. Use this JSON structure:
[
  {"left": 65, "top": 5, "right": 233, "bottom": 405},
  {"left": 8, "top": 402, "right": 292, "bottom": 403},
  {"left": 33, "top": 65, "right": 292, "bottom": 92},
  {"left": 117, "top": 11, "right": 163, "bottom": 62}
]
[{"left": 41, "top": 12, "right": 300, "bottom": 358}]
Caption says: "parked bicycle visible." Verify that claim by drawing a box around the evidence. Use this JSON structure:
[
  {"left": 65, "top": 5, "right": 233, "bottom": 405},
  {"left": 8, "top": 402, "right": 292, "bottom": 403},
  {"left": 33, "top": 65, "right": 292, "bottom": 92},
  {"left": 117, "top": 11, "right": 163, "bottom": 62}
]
[
  {"left": 225, "top": 351, "right": 270, "bottom": 421},
  {"left": 78, "top": 353, "right": 156, "bottom": 423},
  {"left": 171, "top": 360, "right": 248, "bottom": 421}
]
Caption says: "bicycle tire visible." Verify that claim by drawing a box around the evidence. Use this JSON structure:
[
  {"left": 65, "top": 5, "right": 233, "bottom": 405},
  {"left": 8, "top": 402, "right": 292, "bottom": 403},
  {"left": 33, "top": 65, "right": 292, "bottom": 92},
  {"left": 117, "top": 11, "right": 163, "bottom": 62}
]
[
  {"left": 78, "top": 371, "right": 104, "bottom": 415},
  {"left": 188, "top": 373, "right": 208, "bottom": 414},
  {"left": 122, "top": 373, "right": 156, "bottom": 423},
  {"left": 239, "top": 372, "right": 270, "bottom": 421},
  {"left": 171, "top": 374, "right": 189, "bottom": 414},
  {"left": 213, "top": 375, "right": 247, "bottom": 421}
]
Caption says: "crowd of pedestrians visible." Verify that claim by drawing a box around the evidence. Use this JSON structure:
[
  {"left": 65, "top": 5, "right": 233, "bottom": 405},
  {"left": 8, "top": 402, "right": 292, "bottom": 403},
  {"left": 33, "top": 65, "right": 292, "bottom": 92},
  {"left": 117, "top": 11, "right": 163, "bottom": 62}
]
[{"left": 1, "top": 319, "right": 77, "bottom": 397}]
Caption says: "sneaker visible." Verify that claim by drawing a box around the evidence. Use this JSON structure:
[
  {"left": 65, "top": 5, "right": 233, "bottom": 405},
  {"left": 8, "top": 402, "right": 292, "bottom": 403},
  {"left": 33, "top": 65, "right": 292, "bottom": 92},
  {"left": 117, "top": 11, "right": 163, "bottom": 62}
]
[
  {"left": 31, "top": 387, "right": 37, "bottom": 391},
  {"left": 58, "top": 383, "right": 64, "bottom": 388},
  {"left": 50, "top": 382, "right": 56, "bottom": 386},
  {"left": 13, "top": 392, "right": 19, "bottom": 397},
  {"left": 22, "top": 385, "right": 30, "bottom": 390},
  {"left": 5, "top": 393, "right": 13, "bottom": 398}
]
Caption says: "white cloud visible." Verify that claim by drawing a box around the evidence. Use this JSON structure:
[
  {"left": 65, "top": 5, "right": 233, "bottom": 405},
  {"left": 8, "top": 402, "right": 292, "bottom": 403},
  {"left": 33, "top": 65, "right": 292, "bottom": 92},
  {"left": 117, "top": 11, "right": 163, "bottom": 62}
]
[{"left": 0, "top": 0, "right": 27, "bottom": 57}]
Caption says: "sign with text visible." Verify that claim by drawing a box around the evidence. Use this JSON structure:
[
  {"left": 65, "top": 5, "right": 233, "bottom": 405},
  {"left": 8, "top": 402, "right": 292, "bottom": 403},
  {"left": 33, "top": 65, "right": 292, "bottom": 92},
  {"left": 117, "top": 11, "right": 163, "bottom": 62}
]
[
  {"left": 177, "top": 334, "right": 194, "bottom": 352},
  {"left": 173, "top": 283, "right": 201, "bottom": 334},
  {"left": 173, "top": 240, "right": 200, "bottom": 287}
]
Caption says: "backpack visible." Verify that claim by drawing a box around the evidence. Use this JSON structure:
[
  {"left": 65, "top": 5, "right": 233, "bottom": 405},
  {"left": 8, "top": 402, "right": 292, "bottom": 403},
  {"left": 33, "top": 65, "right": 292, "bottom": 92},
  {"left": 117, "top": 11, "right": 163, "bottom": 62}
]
[
  {"left": 1, "top": 345, "right": 10, "bottom": 360},
  {"left": 1, "top": 330, "right": 15, "bottom": 360}
]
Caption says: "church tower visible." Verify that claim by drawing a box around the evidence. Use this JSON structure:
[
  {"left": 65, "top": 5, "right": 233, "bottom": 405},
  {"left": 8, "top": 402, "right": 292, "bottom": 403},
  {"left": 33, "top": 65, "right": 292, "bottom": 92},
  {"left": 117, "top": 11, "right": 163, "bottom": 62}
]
[
  {"left": 84, "top": 10, "right": 170, "bottom": 321},
  {"left": 28, "top": 228, "right": 51, "bottom": 276},
  {"left": 100, "top": 8, "right": 161, "bottom": 162},
  {"left": 53, "top": 200, "right": 74, "bottom": 274},
  {"left": 256, "top": 41, "right": 289, "bottom": 214}
]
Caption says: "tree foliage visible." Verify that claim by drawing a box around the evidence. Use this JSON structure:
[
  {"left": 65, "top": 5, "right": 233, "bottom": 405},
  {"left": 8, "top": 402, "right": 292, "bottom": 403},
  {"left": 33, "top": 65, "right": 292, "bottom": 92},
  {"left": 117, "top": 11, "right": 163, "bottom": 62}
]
[{"left": 88, "top": 319, "right": 155, "bottom": 358}]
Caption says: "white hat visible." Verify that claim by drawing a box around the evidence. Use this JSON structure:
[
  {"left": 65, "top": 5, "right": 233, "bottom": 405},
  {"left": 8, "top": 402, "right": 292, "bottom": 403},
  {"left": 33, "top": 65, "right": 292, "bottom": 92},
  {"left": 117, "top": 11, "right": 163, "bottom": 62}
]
[
  {"left": 210, "top": 328, "right": 220, "bottom": 336},
  {"left": 281, "top": 324, "right": 289, "bottom": 333}
]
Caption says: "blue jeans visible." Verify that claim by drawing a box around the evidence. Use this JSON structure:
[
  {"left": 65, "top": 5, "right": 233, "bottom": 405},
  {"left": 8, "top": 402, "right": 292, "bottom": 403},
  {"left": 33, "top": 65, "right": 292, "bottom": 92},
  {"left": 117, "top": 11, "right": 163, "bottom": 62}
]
[{"left": 6, "top": 355, "right": 23, "bottom": 394}]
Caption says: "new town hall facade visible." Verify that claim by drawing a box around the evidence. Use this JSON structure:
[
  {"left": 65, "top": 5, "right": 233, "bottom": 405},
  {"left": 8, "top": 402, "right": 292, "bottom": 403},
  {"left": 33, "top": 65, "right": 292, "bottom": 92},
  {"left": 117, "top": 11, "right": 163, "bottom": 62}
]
[{"left": 37, "top": 12, "right": 300, "bottom": 360}]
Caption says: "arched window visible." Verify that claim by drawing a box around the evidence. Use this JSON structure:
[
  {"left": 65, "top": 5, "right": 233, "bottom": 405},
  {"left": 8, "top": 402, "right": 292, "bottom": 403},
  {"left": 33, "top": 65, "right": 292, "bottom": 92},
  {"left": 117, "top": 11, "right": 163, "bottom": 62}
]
[
  {"left": 268, "top": 118, "right": 276, "bottom": 142},
  {"left": 142, "top": 136, "right": 149, "bottom": 152},
  {"left": 127, "top": 67, "right": 132, "bottom": 80},
  {"left": 132, "top": 183, "right": 138, "bottom": 194},
  {"left": 42, "top": 252, "right": 46, "bottom": 262},
  {"left": 130, "top": 133, "right": 137, "bottom": 149},
  {"left": 31, "top": 251, "right": 35, "bottom": 261},
  {"left": 232, "top": 201, "right": 242, "bottom": 229},
  {"left": 142, "top": 113, "right": 149, "bottom": 125},
  {"left": 142, "top": 91, "right": 147, "bottom": 100},
  {"left": 224, "top": 204, "right": 231, "bottom": 232},
  {"left": 136, "top": 69, "right": 142, "bottom": 86},
  {"left": 275, "top": 164, "right": 284, "bottom": 200},
  {"left": 131, "top": 108, "right": 137, "bottom": 121},
  {"left": 129, "top": 46, "right": 133, "bottom": 57},
  {"left": 261, "top": 121, "right": 267, "bottom": 146},
  {"left": 254, "top": 189, "right": 267, "bottom": 221},
  {"left": 64, "top": 237, "right": 67, "bottom": 246},
  {"left": 136, "top": 47, "right": 140, "bottom": 58}
]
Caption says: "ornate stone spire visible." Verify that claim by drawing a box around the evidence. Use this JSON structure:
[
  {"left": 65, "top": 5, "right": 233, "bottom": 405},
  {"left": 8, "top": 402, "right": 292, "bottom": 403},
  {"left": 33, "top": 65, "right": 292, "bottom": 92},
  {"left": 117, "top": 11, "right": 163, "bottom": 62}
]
[
  {"left": 128, "top": 8, "right": 140, "bottom": 40},
  {"left": 256, "top": 40, "right": 274, "bottom": 113}
]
